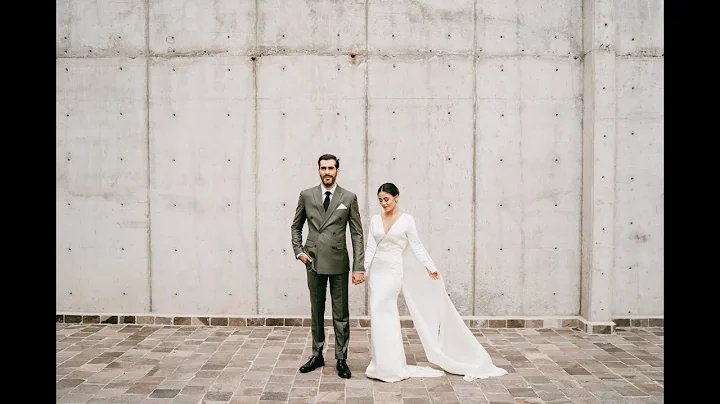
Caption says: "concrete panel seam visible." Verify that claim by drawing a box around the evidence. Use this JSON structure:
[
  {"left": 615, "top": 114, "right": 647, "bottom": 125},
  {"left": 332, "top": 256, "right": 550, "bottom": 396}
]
[
  {"left": 145, "top": 0, "right": 152, "bottom": 313},
  {"left": 615, "top": 52, "right": 663, "bottom": 59},
  {"left": 516, "top": 1, "right": 527, "bottom": 314},
  {"left": 364, "top": 0, "right": 369, "bottom": 315},
  {"left": 471, "top": 0, "right": 477, "bottom": 316},
  {"left": 253, "top": 0, "right": 259, "bottom": 315},
  {"left": 253, "top": 57, "right": 259, "bottom": 315},
  {"left": 54, "top": 52, "right": 602, "bottom": 61},
  {"left": 579, "top": 0, "right": 587, "bottom": 319},
  {"left": 578, "top": 46, "right": 585, "bottom": 316},
  {"left": 610, "top": 70, "right": 619, "bottom": 318}
]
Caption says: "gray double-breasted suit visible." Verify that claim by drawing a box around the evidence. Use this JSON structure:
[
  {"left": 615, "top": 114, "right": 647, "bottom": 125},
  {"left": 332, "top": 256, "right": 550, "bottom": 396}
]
[{"left": 291, "top": 184, "right": 365, "bottom": 359}]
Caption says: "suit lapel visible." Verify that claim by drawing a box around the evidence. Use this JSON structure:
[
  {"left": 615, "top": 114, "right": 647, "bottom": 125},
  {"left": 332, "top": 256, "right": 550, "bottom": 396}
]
[
  {"left": 313, "top": 185, "right": 327, "bottom": 222},
  {"left": 319, "top": 186, "right": 344, "bottom": 231}
]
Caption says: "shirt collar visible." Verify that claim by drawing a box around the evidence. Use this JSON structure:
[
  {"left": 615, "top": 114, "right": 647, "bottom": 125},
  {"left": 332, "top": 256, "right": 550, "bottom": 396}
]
[{"left": 321, "top": 183, "right": 337, "bottom": 195}]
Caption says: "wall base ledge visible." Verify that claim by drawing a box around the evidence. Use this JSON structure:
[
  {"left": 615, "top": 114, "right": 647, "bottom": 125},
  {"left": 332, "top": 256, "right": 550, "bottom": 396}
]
[{"left": 56, "top": 313, "right": 663, "bottom": 334}]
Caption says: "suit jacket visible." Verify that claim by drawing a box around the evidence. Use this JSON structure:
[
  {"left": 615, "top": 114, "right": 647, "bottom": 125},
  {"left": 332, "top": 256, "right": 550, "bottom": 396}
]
[{"left": 291, "top": 184, "right": 365, "bottom": 275}]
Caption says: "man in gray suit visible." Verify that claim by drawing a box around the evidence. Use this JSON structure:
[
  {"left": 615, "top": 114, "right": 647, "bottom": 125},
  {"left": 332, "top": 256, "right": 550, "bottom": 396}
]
[{"left": 291, "top": 154, "right": 366, "bottom": 379}]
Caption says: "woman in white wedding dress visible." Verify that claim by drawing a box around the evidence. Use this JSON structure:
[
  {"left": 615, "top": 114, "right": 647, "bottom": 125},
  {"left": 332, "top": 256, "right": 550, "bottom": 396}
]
[{"left": 364, "top": 183, "right": 508, "bottom": 383}]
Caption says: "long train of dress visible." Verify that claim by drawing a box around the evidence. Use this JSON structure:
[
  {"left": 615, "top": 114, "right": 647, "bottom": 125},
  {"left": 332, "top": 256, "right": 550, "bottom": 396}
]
[{"left": 364, "top": 213, "right": 508, "bottom": 382}]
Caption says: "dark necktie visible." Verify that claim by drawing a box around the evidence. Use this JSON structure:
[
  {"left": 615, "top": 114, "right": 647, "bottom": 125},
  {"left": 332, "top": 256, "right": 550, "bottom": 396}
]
[{"left": 323, "top": 191, "right": 331, "bottom": 211}]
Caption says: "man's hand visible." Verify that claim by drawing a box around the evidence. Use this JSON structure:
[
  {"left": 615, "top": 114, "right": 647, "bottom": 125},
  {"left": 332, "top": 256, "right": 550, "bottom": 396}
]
[
  {"left": 352, "top": 272, "right": 365, "bottom": 285},
  {"left": 298, "top": 253, "right": 312, "bottom": 264}
]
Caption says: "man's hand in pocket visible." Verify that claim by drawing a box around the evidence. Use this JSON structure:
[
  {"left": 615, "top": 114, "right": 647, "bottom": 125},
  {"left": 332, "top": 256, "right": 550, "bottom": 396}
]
[{"left": 298, "top": 253, "right": 312, "bottom": 264}]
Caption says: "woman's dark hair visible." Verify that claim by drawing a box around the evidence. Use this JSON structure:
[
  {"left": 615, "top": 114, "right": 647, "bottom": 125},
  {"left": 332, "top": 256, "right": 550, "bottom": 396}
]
[{"left": 377, "top": 183, "right": 399, "bottom": 197}]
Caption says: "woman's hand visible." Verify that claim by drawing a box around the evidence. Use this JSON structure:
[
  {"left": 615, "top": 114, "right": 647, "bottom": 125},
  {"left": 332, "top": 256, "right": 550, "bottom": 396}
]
[{"left": 426, "top": 268, "right": 440, "bottom": 280}]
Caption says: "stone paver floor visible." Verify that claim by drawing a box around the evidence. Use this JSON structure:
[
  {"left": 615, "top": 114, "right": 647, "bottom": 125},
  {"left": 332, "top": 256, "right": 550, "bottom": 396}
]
[{"left": 56, "top": 324, "right": 663, "bottom": 404}]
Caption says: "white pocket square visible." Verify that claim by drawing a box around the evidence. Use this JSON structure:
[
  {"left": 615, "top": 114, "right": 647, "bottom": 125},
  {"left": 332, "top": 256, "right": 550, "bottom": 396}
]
[{"left": 337, "top": 203, "right": 348, "bottom": 210}]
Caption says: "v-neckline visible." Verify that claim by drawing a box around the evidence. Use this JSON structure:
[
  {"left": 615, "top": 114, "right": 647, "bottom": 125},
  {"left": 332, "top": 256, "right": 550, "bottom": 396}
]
[{"left": 380, "top": 213, "right": 404, "bottom": 236}]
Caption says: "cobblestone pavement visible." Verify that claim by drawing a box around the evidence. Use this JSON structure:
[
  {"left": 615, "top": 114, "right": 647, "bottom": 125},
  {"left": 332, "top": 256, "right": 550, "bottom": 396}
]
[{"left": 56, "top": 324, "right": 664, "bottom": 404}]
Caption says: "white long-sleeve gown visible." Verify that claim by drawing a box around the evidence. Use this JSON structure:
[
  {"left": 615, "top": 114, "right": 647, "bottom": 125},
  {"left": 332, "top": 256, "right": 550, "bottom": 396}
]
[{"left": 364, "top": 213, "right": 508, "bottom": 383}]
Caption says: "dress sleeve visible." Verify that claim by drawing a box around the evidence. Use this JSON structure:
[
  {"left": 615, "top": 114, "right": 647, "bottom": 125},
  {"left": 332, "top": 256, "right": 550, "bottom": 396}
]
[
  {"left": 363, "top": 216, "right": 378, "bottom": 272},
  {"left": 406, "top": 214, "right": 439, "bottom": 273}
]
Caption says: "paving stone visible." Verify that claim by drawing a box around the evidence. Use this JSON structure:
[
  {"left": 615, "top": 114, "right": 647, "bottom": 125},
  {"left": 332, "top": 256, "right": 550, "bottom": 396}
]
[{"left": 56, "top": 324, "right": 663, "bottom": 404}]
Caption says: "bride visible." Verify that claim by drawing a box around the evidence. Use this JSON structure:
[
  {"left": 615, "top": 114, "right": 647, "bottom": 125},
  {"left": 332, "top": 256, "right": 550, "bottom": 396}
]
[{"left": 364, "top": 183, "right": 508, "bottom": 383}]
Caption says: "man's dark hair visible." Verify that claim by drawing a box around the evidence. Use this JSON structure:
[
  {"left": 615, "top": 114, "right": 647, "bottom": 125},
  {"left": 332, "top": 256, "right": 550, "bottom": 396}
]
[{"left": 317, "top": 154, "right": 340, "bottom": 169}]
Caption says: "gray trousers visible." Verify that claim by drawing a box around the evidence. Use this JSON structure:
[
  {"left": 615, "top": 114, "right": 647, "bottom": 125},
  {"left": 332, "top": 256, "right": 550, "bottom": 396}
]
[{"left": 306, "top": 269, "right": 350, "bottom": 360}]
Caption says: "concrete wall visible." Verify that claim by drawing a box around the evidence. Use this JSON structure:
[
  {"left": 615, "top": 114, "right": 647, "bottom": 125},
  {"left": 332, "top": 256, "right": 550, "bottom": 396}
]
[
  {"left": 579, "top": 0, "right": 663, "bottom": 323},
  {"left": 56, "top": 0, "right": 663, "bottom": 322}
]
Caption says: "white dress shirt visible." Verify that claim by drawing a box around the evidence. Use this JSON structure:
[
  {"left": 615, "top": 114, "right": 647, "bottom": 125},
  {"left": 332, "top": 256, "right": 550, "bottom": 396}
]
[{"left": 321, "top": 183, "right": 337, "bottom": 203}]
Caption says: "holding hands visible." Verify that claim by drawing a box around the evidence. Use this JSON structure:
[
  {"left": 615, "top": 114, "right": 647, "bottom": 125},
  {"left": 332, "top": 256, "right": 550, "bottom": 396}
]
[
  {"left": 352, "top": 272, "right": 365, "bottom": 285},
  {"left": 299, "top": 253, "right": 365, "bottom": 285}
]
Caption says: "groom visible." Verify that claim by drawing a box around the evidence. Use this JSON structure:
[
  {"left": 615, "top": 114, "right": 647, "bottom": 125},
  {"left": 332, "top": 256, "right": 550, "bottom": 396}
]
[{"left": 291, "top": 154, "right": 366, "bottom": 379}]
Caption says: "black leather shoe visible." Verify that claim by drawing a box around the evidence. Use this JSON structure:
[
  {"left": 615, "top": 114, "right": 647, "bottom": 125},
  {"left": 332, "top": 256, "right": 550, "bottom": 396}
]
[
  {"left": 299, "top": 355, "right": 324, "bottom": 373},
  {"left": 337, "top": 359, "right": 351, "bottom": 379}
]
